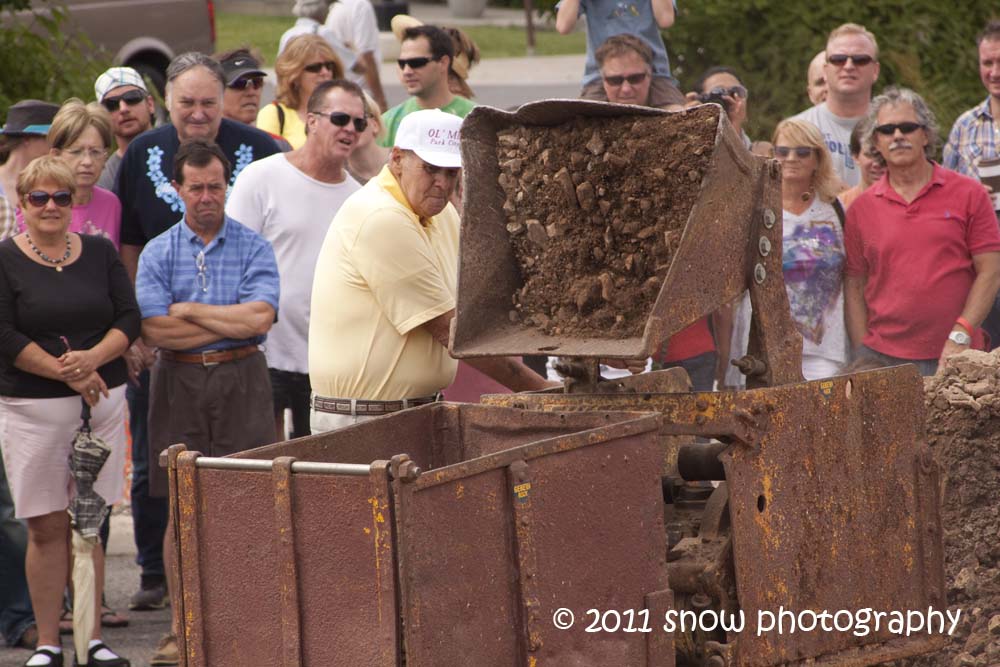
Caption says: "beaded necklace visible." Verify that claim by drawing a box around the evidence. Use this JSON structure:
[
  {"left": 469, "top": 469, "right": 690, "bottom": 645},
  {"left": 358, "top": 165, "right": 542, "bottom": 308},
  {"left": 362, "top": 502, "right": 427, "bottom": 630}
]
[{"left": 25, "top": 233, "right": 71, "bottom": 271}]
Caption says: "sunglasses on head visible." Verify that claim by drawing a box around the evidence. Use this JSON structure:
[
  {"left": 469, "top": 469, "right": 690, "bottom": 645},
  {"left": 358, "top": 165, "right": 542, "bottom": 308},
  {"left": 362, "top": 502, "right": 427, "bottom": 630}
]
[
  {"left": 229, "top": 76, "right": 264, "bottom": 90},
  {"left": 874, "top": 122, "right": 925, "bottom": 136},
  {"left": 774, "top": 146, "right": 816, "bottom": 159},
  {"left": 101, "top": 89, "right": 147, "bottom": 113},
  {"left": 397, "top": 56, "right": 439, "bottom": 70},
  {"left": 303, "top": 61, "right": 338, "bottom": 74},
  {"left": 603, "top": 71, "right": 649, "bottom": 87},
  {"left": 312, "top": 110, "right": 368, "bottom": 132},
  {"left": 26, "top": 190, "right": 73, "bottom": 208},
  {"left": 827, "top": 53, "right": 875, "bottom": 67}
]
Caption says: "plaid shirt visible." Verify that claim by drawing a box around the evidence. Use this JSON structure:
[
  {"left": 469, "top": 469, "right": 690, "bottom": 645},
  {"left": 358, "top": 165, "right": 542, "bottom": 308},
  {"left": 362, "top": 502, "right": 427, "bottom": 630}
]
[
  {"left": 942, "top": 97, "right": 1000, "bottom": 178},
  {"left": 136, "top": 216, "right": 280, "bottom": 353}
]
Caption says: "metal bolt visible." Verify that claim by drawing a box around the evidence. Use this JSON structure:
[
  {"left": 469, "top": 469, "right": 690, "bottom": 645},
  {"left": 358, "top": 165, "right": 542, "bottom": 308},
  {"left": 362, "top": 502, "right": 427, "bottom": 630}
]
[
  {"left": 762, "top": 209, "right": 776, "bottom": 229},
  {"left": 695, "top": 414, "right": 707, "bottom": 426},
  {"left": 758, "top": 236, "right": 771, "bottom": 256},
  {"left": 695, "top": 398, "right": 709, "bottom": 411},
  {"left": 754, "top": 263, "right": 766, "bottom": 283}
]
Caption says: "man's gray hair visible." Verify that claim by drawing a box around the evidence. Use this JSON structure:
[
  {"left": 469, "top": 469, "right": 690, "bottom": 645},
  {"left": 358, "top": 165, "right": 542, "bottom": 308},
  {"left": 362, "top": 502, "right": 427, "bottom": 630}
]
[
  {"left": 164, "top": 52, "right": 225, "bottom": 106},
  {"left": 864, "top": 86, "right": 939, "bottom": 159}
]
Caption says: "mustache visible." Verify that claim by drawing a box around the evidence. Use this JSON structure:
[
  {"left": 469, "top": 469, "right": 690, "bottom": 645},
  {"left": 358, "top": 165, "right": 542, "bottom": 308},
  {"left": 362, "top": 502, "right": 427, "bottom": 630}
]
[{"left": 889, "top": 140, "right": 913, "bottom": 151}]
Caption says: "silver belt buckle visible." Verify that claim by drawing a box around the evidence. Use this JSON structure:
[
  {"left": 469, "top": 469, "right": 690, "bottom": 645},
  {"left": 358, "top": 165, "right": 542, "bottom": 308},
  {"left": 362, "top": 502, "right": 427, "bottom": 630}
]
[{"left": 201, "top": 351, "right": 220, "bottom": 367}]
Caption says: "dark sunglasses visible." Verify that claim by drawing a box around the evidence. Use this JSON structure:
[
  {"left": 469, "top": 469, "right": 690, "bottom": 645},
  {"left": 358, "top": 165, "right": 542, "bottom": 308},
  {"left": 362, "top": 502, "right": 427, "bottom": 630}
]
[
  {"left": 303, "top": 61, "right": 338, "bottom": 74},
  {"left": 874, "top": 122, "right": 925, "bottom": 136},
  {"left": 774, "top": 146, "right": 816, "bottom": 159},
  {"left": 26, "top": 190, "right": 73, "bottom": 207},
  {"left": 229, "top": 76, "right": 264, "bottom": 90},
  {"left": 312, "top": 110, "right": 368, "bottom": 132},
  {"left": 827, "top": 53, "right": 875, "bottom": 67},
  {"left": 397, "top": 56, "right": 439, "bottom": 70},
  {"left": 101, "top": 89, "right": 147, "bottom": 113},
  {"left": 603, "top": 72, "right": 649, "bottom": 87}
]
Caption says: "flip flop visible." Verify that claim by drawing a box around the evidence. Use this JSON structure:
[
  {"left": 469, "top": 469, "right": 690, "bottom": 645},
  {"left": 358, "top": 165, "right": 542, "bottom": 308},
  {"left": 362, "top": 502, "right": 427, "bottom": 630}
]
[{"left": 100, "top": 605, "right": 129, "bottom": 628}]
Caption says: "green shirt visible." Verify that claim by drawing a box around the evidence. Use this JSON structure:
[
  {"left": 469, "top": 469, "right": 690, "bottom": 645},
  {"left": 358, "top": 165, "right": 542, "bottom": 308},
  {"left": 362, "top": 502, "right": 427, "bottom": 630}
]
[{"left": 378, "top": 95, "right": 476, "bottom": 148}]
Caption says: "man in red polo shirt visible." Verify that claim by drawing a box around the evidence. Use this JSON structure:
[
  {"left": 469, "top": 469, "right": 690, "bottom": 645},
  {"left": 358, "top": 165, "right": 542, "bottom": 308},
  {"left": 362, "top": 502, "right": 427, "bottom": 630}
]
[{"left": 844, "top": 86, "right": 1000, "bottom": 374}]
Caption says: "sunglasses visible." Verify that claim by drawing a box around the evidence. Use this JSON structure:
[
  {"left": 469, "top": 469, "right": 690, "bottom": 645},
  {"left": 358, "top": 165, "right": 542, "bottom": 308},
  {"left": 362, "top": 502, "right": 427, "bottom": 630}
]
[
  {"left": 229, "top": 76, "right": 264, "bottom": 90},
  {"left": 603, "top": 72, "right": 649, "bottom": 87},
  {"left": 774, "top": 146, "right": 816, "bottom": 159},
  {"left": 874, "top": 122, "right": 925, "bottom": 136},
  {"left": 26, "top": 190, "right": 73, "bottom": 207},
  {"left": 303, "top": 61, "right": 338, "bottom": 74},
  {"left": 397, "top": 56, "right": 439, "bottom": 70},
  {"left": 312, "top": 110, "right": 368, "bottom": 132},
  {"left": 101, "top": 89, "right": 147, "bottom": 113},
  {"left": 827, "top": 53, "right": 875, "bottom": 67}
]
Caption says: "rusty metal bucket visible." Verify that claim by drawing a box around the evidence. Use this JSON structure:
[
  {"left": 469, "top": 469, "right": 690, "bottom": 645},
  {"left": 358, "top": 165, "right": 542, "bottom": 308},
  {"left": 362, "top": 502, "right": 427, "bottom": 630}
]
[
  {"left": 485, "top": 365, "right": 947, "bottom": 666},
  {"left": 165, "top": 403, "right": 672, "bottom": 667},
  {"left": 451, "top": 100, "right": 799, "bottom": 371}
]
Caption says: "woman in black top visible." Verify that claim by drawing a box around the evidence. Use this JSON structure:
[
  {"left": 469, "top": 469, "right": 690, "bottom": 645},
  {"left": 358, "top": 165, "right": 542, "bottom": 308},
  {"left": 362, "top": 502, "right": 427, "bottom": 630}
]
[{"left": 0, "top": 156, "right": 137, "bottom": 667}]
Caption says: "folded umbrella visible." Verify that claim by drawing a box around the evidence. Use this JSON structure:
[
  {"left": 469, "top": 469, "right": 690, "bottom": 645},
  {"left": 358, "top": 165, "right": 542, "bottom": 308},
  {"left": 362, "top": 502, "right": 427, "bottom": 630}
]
[{"left": 68, "top": 401, "right": 111, "bottom": 666}]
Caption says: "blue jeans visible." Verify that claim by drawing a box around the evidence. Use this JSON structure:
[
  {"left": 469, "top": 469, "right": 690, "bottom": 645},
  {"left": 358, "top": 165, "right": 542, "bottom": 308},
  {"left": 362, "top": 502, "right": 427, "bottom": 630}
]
[
  {"left": 858, "top": 345, "right": 938, "bottom": 377},
  {"left": 0, "top": 456, "right": 34, "bottom": 647},
  {"left": 655, "top": 351, "right": 718, "bottom": 392},
  {"left": 128, "top": 370, "right": 168, "bottom": 584}
]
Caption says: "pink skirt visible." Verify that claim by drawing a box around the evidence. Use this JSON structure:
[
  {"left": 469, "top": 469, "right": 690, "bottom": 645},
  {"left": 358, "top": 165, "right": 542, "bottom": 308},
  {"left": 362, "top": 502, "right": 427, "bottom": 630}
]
[{"left": 0, "top": 385, "right": 127, "bottom": 519}]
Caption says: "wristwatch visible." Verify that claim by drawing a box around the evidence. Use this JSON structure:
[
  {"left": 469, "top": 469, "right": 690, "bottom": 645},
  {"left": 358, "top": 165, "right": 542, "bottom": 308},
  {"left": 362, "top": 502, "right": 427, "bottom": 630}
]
[{"left": 948, "top": 330, "right": 972, "bottom": 346}]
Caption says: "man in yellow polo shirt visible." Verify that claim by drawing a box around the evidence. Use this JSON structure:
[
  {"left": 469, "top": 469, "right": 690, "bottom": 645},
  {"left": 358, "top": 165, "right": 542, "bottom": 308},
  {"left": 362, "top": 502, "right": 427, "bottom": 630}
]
[{"left": 308, "top": 109, "right": 551, "bottom": 432}]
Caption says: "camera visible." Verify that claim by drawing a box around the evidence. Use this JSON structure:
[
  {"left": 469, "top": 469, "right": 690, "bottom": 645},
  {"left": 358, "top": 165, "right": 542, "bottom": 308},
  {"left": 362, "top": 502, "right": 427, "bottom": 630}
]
[{"left": 697, "top": 88, "right": 733, "bottom": 113}]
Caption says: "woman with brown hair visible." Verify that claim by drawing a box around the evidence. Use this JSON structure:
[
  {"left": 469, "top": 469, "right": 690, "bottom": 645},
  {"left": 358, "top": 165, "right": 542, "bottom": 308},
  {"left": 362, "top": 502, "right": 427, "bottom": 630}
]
[
  {"left": 0, "top": 156, "right": 137, "bottom": 666},
  {"left": 256, "top": 34, "right": 343, "bottom": 149}
]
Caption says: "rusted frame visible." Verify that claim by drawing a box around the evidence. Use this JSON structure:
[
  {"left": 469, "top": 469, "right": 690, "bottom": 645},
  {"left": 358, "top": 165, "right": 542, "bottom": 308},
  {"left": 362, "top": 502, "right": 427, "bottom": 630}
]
[
  {"left": 167, "top": 445, "right": 205, "bottom": 667},
  {"left": 271, "top": 457, "right": 301, "bottom": 667},
  {"left": 507, "top": 460, "right": 542, "bottom": 660},
  {"left": 368, "top": 460, "right": 401, "bottom": 666}
]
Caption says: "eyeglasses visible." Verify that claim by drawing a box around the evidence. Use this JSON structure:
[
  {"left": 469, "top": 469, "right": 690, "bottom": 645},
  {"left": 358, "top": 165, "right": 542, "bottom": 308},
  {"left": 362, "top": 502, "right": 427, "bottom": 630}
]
[
  {"left": 312, "top": 110, "right": 368, "bottom": 132},
  {"left": 774, "top": 146, "right": 816, "bottom": 159},
  {"left": 874, "top": 122, "right": 925, "bottom": 136},
  {"left": 827, "top": 54, "right": 876, "bottom": 67},
  {"left": 194, "top": 250, "right": 209, "bottom": 293},
  {"left": 63, "top": 147, "right": 107, "bottom": 161},
  {"left": 101, "top": 89, "right": 147, "bottom": 113},
  {"left": 26, "top": 190, "right": 73, "bottom": 207},
  {"left": 303, "top": 61, "right": 338, "bottom": 74},
  {"left": 602, "top": 72, "right": 649, "bottom": 87},
  {"left": 397, "top": 57, "right": 439, "bottom": 70},
  {"left": 229, "top": 76, "right": 264, "bottom": 90}
]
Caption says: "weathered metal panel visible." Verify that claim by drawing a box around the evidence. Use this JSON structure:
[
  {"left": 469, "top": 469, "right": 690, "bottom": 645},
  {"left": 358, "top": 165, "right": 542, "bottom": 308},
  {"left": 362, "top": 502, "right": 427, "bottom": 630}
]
[{"left": 392, "top": 418, "right": 671, "bottom": 666}]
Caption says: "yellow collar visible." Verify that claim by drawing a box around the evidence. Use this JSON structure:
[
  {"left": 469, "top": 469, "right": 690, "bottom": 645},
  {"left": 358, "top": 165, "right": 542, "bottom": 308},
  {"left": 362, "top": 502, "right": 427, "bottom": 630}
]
[{"left": 375, "top": 165, "right": 433, "bottom": 227}]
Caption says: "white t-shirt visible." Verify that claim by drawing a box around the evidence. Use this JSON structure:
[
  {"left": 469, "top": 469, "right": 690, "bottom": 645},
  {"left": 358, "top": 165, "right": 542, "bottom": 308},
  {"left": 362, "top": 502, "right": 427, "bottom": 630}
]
[
  {"left": 726, "top": 200, "right": 848, "bottom": 385},
  {"left": 325, "top": 0, "right": 381, "bottom": 89},
  {"left": 792, "top": 103, "right": 864, "bottom": 187},
  {"left": 278, "top": 17, "right": 358, "bottom": 75},
  {"left": 226, "top": 153, "right": 361, "bottom": 374}
]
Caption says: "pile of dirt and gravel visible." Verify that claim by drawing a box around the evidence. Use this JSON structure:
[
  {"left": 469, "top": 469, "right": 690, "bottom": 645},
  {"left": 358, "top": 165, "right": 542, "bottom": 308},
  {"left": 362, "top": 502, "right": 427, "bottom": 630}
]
[
  {"left": 496, "top": 106, "right": 718, "bottom": 338},
  {"left": 896, "top": 350, "right": 1000, "bottom": 667}
]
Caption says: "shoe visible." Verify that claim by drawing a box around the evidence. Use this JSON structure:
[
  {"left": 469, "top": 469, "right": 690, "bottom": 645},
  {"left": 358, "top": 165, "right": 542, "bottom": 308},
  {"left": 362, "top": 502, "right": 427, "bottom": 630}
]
[
  {"left": 128, "top": 583, "right": 168, "bottom": 611},
  {"left": 149, "top": 634, "right": 178, "bottom": 666},
  {"left": 100, "top": 604, "right": 129, "bottom": 629},
  {"left": 72, "top": 641, "right": 129, "bottom": 666},
  {"left": 58, "top": 609, "right": 73, "bottom": 635},
  {"left": 21, "top": 647, "right": 63, "bottom": 667},
  {"left": 15, "top": 624, "right": 38, "bottom": 650}
]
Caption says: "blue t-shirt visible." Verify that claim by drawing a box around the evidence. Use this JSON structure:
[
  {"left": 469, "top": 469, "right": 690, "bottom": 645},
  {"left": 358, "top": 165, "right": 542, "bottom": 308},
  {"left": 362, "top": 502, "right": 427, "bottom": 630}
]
[{"left": 572, "top": 0, "right": 678, "bottom": 86}]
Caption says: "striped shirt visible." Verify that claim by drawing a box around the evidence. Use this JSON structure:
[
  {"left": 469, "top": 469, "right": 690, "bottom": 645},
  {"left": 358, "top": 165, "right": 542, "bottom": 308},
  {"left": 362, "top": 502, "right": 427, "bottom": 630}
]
[
  {"left": 135, "top": 216, "right": 280, "bottom": 353},
  {"left": 0, "top": 186, "right": 17, "bottom": 242},
  {"left": 942, "top": 97, "right": 1000, "bottom": 178}
]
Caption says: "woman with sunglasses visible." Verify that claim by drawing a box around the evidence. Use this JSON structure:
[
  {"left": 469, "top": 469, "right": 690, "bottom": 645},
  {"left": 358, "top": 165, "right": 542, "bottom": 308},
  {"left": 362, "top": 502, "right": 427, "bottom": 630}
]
[
  {"left": 768, "top": 118, "right": 849, "bottom": 380},
  {"left": 258, "top": 35, "right": 344, "bottom": 149},
  {"left": 0, "top": 156, "right": 138, "bottom": 667},
  {"left": 17, "top": 99, "right": 122, "bottom": 250}
]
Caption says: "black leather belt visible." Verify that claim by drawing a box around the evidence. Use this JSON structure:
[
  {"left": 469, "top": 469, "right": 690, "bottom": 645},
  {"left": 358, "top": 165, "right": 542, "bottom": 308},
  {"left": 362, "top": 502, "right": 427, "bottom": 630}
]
[{"left": 311, "top": 393, "right": 440, "bottom": 416}]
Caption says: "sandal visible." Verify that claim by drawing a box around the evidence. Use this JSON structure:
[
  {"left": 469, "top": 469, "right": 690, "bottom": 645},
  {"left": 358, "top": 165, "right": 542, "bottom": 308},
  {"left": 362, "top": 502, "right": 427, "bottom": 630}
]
[
  {"left": 100, "top": 605, "right": 129, "bottom": 629},
  {"left": 58, "top": 609, "right": 73, "bottom": 635},
  {"left": 22, "top": 647, "right": 64, "bottom": 667},
  {"left": 72, "top": 641, "right": 129, "bottom": 667}
]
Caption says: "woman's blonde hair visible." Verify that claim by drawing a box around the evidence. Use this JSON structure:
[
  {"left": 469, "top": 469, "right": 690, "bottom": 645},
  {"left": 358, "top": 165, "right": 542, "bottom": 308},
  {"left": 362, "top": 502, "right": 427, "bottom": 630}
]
[
  {"left": 16, "top": 155, "right": 77, "bottom": 198},
  {"left": 361, "top": 91, "right": 386, "bottom": 144},
  {"left": 276, "top": 35, "right": 344, "bottom": 109},
  {"left": 48, "top": 98, "right": 114, "bottom": 152},
  {"left": 772, "top": 118, "right": 841, "bottom": 203}
]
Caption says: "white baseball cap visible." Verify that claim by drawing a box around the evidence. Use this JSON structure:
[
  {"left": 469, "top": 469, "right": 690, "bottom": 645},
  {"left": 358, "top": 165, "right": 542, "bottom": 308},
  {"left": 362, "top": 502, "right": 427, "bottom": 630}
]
[
  {"left": 394, "top": 109, "right": 463, "bottom": 169},
  {"left": 94, "top": 67, "right": 148, "bottom": 102}
]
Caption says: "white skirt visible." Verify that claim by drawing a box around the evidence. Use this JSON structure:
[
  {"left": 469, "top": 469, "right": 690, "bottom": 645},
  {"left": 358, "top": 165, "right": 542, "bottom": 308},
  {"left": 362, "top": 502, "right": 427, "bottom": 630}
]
[{"left": 0, "top": 385, "right": 127, "bottom": 519}]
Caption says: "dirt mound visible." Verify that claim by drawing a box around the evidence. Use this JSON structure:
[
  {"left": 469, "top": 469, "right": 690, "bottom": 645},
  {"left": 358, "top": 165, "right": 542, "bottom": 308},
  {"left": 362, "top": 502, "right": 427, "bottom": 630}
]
[
  {"left": 896, "top": 350, "right": 1000, "bottom": 667},
  {"left": 496, "top": 107, "right": 718, "bottom": 339}
]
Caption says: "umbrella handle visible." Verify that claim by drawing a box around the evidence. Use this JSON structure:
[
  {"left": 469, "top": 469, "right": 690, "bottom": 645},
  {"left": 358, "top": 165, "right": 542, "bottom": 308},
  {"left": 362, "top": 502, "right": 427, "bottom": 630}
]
[{"left": 79, "top": 398, "right": 92, "bottom": 432}]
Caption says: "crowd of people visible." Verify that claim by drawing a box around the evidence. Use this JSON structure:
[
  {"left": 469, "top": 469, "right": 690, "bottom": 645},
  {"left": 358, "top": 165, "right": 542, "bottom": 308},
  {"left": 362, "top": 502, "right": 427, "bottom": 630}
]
[{"left": 1, "top": 1, "right": 1000, "bottom": 665}]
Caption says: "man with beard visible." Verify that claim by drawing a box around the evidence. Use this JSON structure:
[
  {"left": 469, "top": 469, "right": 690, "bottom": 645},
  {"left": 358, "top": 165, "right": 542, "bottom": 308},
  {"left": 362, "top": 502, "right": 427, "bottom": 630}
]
[{"left": 94, "top": 67, "right": 155, "bottom": 189}]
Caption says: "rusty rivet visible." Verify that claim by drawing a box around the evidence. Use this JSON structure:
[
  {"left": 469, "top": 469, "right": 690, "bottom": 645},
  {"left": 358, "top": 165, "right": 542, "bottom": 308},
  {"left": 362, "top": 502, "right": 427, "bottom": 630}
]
[
  {"left": 762, "top": 209, "right": 776, "bottom": 229},
  {"left": 695, "top": 414, "right": 707, "bottom": 426},
  {"left": 754, "top": 263, "right": 766, "bottom": 284},
  {"left": 758, "top": 236, "right": 771, "bottom": 256},
  {"left": 695, "top": 398, "right": 709, "bottom": 411}
]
